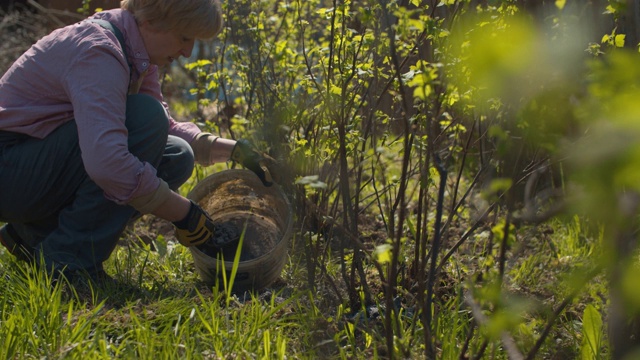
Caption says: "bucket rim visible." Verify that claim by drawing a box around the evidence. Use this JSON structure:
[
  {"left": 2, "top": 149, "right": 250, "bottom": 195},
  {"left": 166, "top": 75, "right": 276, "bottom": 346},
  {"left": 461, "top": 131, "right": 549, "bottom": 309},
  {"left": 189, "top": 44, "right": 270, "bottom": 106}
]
[{"left": 187, "top": 169, "right": 293, "bottom": 267}]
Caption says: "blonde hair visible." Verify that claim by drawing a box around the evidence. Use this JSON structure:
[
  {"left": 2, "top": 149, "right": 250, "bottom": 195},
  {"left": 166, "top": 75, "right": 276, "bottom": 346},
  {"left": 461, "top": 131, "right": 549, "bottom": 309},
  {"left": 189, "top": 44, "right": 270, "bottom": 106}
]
[{"left": 120, "top": 0, "right": 223, "bottom": 39}]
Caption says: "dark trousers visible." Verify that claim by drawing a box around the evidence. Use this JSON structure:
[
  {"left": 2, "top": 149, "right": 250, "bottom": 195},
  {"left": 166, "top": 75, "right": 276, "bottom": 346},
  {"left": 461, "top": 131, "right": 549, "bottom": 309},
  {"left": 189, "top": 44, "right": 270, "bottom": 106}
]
[{"left": 0, "top": 94, "right": 194, "bottom": 273}]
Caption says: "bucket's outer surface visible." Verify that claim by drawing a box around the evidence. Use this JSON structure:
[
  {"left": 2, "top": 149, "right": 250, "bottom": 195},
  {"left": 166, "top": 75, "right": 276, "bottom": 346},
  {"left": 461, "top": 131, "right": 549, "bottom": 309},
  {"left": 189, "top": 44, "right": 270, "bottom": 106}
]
[{"left": 187, "top": 169, "right": 292, "bottom": 292}]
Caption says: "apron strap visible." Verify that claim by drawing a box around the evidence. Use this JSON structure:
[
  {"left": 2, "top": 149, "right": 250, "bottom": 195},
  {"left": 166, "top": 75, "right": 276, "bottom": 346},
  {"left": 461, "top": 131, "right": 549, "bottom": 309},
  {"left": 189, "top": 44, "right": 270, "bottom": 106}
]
[{"left": 87, "top": 19, "right": 133, "bottom": 80}]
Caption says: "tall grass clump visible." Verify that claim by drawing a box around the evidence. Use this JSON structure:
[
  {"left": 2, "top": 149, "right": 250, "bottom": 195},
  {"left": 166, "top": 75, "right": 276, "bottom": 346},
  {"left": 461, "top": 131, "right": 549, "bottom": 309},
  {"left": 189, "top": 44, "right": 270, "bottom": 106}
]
[{"left": 0, "top": 240, "right": 322, "bottom": 358}]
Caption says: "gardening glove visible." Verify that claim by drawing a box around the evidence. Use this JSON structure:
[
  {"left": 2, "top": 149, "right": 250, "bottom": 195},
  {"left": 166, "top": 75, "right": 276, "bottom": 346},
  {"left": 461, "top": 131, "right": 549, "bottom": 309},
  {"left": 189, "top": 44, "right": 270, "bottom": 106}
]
[
  {"left": 173, "top": 200, "right": 216, "bottom": 247},
  {"left": 230, "top": 139, "right": 275, "bottom": 187}
]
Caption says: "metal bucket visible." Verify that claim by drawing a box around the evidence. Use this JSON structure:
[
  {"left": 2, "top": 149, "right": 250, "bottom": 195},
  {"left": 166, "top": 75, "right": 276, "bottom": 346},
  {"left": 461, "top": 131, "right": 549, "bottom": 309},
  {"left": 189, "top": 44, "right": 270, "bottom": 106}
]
[{"left": 187, "top": 169, "right": 292, "bottom": 292}]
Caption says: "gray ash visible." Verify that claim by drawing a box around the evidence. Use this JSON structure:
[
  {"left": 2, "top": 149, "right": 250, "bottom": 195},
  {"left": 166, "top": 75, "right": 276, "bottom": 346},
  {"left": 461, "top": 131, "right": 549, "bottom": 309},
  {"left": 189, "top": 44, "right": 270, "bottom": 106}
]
[
  {"left": 196, "top": 217, "right": 280, "bottom": 262},
  {"left": 196, "top": 222, "right": 239, "bottom": 258},
  {"left": 196, "top": 221, "right": 252, "bottom": 261}
]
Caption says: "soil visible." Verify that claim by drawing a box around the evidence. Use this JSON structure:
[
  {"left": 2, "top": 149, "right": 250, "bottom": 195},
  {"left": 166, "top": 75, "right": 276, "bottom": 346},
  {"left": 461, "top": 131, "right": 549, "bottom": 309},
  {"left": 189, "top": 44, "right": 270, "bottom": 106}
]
[
  {"left": 195, "top": 221, "right": 242, "bottom": 259},
  {"left": 194, "top": 207, "right": 281, "bottom": 262}
]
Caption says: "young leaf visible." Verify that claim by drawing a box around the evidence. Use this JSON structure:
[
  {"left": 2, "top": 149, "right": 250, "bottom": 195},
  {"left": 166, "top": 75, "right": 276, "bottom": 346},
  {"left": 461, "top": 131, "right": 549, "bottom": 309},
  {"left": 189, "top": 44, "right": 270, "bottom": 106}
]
[
  {"left": 374, "top": 244, "right": 393, "bottom": 264},
  {"left": 580, "top": 304, "right": 603, "bottom": 360}
]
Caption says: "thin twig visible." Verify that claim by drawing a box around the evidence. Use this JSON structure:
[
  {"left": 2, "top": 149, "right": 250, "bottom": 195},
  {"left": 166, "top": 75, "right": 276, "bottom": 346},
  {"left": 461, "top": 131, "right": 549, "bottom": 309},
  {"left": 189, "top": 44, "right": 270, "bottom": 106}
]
[
  {"left": 26, "top": 0, "right": 81, "bottom": 27},
  {"left": 297, "top": 188, "right": 387, "bottom": 284},
  {"left": 436, "top": 203, "right": 496, "bottom": 274},
  {"left": 464, "top": 291, "right": 525, "bottom": 360},
  {"left": 524, "top": 266, "right": 602, "bottom": 360}
]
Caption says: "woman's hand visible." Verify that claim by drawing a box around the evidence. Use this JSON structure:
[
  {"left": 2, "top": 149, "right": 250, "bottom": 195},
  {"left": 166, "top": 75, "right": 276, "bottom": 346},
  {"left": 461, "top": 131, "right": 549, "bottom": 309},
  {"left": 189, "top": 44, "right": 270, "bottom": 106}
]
[{"left": 230, "top": 139, "right": 275, "bottom": 187}]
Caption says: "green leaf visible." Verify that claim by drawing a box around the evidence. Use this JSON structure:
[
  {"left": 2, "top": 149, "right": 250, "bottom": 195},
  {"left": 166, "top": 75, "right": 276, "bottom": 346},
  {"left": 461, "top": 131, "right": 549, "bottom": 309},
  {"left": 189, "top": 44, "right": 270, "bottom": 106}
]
[
  {"left": 621, "top": 263, "right": 640, "bottom": 311},
  {"left": 580, "top": 304, "right": 603, "bottom": 360},
  {"left": 374, "top": 244, "right": 393, "bottom": 264},
  {"left": 330, "top": 84, "right": 342, "bottom": 96},
  {"left": 407, "top": 19, "right": 425, "bottom": 32},
  {"left": 184, "top": 59, "right": 212, "bottom": 70},
  {"left": 413, "top": 85, "right": 432, "bottom": 100},
  {"left": 604, "top": 5, "right": 616, "bottom": 14},
  {"left": 488, "top": 125, "right": 508, "bottom": 140},
  {"left": 152, "top": 235, "right": 168, "bottom": 259},
  {"left": 488, "top": 178, "right": 513, "bottom": 194}
]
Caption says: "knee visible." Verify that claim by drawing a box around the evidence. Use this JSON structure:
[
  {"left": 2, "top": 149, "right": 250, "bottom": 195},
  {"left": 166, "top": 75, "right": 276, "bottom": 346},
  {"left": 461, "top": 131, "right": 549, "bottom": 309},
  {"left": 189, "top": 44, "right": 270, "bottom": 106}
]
[
  {"left": 125, "top": 94, "right": 169, "bottom": 138},
  {"left": 125, "top": 94, "right": 170, "bottom": 165},
  {"left": 159, "top": 136, "right": 195, "bottom": 190}
]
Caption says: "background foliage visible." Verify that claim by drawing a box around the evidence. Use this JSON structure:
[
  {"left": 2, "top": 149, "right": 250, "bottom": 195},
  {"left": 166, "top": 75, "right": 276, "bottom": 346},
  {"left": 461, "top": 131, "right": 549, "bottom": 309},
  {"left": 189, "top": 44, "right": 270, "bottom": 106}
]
[{"left": 3, "top": 0, "right": 640, "bottom": 358}]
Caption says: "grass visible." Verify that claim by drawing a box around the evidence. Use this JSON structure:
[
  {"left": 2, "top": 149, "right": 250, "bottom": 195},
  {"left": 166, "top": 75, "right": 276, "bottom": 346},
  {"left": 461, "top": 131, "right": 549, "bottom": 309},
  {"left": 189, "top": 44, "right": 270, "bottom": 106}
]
[
  {"left": 0, "top": 234, "right": 320, "bottom": 359},
  {"left": 0, "top": 190, "right": 610, "bottom": 359}
]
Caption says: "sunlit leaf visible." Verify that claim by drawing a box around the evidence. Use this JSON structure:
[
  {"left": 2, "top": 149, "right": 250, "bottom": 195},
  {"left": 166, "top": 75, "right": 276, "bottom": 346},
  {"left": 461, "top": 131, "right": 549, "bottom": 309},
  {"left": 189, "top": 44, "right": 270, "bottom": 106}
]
[
  {"left": 295, "top": 175, "right": 328, "bottom": 189},
  {"left": 330, "top": 84, "right": 342, "bottom": 96},
  {"left": 489, "top": 178, "right": 512, "bottom": 193},
  {"left": 580, "top": 305, "right": 603, "bottom": 359},
  {"left": 374, "top": 244, "right": 393, "bottom": 264}
]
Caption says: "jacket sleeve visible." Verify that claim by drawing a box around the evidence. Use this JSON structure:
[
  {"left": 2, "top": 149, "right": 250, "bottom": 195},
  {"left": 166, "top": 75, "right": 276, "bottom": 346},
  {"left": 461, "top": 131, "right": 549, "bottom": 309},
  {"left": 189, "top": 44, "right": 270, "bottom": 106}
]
[{"left": 63, "top": 32, "right": 164, "bottom": 208}]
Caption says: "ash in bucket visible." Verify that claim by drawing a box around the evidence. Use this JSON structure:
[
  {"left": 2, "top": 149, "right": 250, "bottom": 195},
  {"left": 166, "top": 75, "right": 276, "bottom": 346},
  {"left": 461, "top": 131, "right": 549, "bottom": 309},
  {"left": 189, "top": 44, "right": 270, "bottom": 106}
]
[{"left": 196, "top": 216, "right": 281, "bottom": 262}]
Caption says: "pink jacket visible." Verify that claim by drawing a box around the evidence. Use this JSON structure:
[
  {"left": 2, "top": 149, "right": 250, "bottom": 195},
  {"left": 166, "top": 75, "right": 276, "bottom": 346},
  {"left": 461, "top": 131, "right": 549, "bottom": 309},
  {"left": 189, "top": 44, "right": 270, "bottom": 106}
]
[{"left": 0, "top": 9, "right": 201, "bottom": 207}]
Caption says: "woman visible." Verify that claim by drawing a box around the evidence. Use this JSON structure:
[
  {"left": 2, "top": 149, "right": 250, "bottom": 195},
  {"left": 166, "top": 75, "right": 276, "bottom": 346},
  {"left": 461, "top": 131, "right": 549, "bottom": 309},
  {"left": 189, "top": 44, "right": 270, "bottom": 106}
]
[{"left": 0, "top": 0, "right": 272, "bottom": 281}]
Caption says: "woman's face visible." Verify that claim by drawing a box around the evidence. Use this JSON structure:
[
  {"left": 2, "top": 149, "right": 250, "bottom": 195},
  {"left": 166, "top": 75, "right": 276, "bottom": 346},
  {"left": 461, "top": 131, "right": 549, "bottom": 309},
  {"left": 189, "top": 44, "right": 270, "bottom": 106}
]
[{"left": 139, "top": 21, "right": 196, "bottom": 67}]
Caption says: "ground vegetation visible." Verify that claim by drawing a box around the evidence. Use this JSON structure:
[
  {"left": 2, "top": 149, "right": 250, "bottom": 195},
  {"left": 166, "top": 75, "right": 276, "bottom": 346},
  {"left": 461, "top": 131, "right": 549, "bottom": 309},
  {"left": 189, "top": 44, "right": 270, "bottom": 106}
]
[{"left": 1, "top": 0, "right": 638, "bottom": 358}]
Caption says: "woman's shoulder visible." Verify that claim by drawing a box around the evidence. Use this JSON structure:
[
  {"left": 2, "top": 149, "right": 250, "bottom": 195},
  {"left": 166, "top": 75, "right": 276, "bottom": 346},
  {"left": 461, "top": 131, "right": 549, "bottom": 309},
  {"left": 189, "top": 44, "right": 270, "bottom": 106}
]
[{"left": 21, "top": 21, "right": 119, "bottom": 70}]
